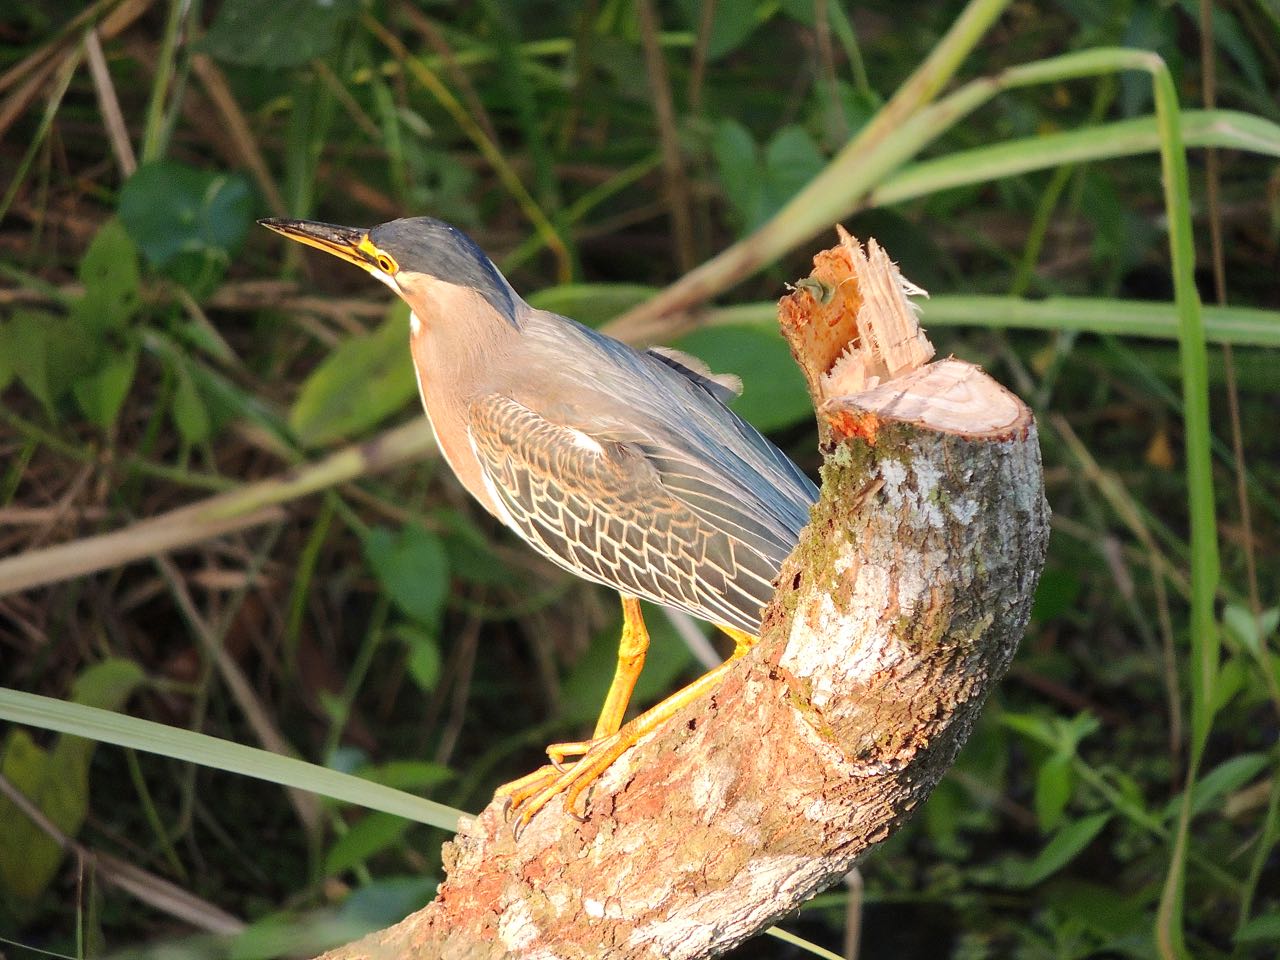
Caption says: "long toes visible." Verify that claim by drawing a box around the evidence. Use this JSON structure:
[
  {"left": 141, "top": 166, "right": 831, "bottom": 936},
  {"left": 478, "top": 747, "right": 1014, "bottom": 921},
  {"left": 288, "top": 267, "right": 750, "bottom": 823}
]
[{"left": 546, "top": 738, "right": 591, "bottom": 767}]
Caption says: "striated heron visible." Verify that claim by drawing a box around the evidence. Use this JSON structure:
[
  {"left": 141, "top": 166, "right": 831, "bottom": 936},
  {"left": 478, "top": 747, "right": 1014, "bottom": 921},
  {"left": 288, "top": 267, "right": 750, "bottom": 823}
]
[{"left": 260, "top": 216, "right": 818, "bottom": 830}]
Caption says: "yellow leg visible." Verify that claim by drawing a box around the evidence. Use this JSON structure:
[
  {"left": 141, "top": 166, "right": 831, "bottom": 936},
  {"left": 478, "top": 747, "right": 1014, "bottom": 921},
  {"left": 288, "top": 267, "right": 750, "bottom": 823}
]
[
  {"left": 590, "top": 595, "right": 650, "bottom": 740},
  {"left": 497, "top": 619, "right": 760, "bottom": 834},
  {"left": 720, "top": 625, "right": 757, "bottom": 658}
]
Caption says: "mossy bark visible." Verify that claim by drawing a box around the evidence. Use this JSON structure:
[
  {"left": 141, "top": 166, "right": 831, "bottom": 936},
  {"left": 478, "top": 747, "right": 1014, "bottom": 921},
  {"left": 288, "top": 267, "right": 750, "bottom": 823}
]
[{"left": 314, "top": 234, "right": 1049, "bottom": 960}]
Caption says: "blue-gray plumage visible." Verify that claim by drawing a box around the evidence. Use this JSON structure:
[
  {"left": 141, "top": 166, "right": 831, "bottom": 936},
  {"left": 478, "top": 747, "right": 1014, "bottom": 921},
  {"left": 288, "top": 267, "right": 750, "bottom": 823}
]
[
  {"left": 469, "top": 308, "right": 817, "bottom": 633},
  {"left": 369, "top": 217, "right": 520, "bottom": 326}
]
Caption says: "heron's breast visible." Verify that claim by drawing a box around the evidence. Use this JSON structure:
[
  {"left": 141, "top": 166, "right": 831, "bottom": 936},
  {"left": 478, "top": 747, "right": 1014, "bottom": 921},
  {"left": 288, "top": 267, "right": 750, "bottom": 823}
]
[{"left": 407, "top": 314, "right": 502, "bottom": 519}]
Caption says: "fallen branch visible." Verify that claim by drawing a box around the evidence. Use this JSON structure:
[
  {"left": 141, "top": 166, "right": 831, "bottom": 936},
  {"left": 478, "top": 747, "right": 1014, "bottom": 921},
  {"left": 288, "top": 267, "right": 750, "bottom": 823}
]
[{"left": 317, "top": 230, "right": 1049, "bottom": 959}]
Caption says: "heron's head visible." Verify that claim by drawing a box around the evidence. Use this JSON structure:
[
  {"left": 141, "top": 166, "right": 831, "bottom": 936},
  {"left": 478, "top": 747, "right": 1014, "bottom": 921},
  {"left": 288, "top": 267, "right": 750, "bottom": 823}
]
[{"left": 258, "top": 216, "right": 518, "bottom": 327}]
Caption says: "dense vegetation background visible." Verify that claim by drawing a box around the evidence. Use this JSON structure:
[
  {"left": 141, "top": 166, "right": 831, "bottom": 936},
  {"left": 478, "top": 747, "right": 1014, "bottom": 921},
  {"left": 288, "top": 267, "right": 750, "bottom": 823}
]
[{"left": 1, "top": 0, "right": 1278, "bottom": 957}]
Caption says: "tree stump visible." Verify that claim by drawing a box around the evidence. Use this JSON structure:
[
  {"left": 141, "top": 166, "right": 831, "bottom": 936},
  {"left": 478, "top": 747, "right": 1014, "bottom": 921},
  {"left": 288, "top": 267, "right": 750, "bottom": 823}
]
[{"left": 317, "top": 230, "right": 1049, "bottom": 960}]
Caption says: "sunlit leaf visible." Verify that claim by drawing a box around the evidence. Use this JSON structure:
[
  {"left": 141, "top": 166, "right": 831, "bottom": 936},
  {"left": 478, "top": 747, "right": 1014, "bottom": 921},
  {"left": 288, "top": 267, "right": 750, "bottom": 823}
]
[
  {"left": 712, "top": 118, "right": 763, "bottom": 230},
  {"left": 713, "top": 122, "right": 825, "bottom": 233},
  {"left": 673, "top": 324, "right": 812, "bottom": 432},
  {"left": 527, "top": 284, "right": 657, "bottom": 329},
  {"left": 0, "top": 688, "right": 461, "bottom": 829},
  {"left": 289, "top": 305, "right": 417, "bottom": 447},
  {"left": 1223, "top": 603, "right": 1278, "bottom": 659}
]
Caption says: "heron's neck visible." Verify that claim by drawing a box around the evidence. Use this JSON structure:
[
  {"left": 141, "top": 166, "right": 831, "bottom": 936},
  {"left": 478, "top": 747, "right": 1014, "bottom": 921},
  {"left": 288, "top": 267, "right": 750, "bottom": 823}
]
[{"left": 405, "top": 282, "right": 521, "bottom": 518}]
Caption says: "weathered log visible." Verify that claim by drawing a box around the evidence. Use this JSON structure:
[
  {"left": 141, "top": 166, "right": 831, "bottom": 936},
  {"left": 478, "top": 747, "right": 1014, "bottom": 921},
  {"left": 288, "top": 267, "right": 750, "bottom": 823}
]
[{"left": 318, "top": 230, "right": 1049, "bottom": 960}]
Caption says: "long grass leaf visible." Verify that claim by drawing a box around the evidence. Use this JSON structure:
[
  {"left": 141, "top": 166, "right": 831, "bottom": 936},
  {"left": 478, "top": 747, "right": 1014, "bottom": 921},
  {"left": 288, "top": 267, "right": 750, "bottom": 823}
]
[
  {"left": 871, "top": 109, "right": 1280, "bottom": 207},
  {"left": 0, "top": 688, "right": 462, "bottom": 831}
]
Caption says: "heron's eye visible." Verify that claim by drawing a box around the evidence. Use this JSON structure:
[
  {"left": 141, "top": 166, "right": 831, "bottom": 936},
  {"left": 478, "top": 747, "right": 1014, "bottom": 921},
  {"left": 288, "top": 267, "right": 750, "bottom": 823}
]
[{"left": 375, "top": 253, "right": 397, "bottom": 274}]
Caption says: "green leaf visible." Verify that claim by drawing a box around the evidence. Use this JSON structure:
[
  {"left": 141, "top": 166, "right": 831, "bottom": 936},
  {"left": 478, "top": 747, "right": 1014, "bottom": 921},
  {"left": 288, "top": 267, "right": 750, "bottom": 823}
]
[
  {"left": 354, "top": 760, "right": 454, "bottom": 793},
  {"left": 200, "top": 0, "right": 359, "bottom": 68},
  {"left": 119, "top": 161, "right": 254, "bottom": 269},
  {"left": 1047, "top": 881, "right": 1149, "bottom": 940},
  {"left": 1030, "top": 568, "right": 1082, "bottom": 622},
  {"left": 561, "top": 604, "right": 696, "bottom": 726},
  {"left": 1162, "top": 752, "right": 1270, "bottom": 821},
  {"left": 712, "top": 122, "right": 825, "bottom": 233},
  {"left": 999, "top": 710, "right": 1057, "bottom": 748},
  {"left": 0, "top": 320, "right": 13, "bottom": 390},
  {"left": 7, "top": 310, "right": 104, "bottom": 417},
  {"left": 763, "top": 126, "right": 825, "bottom": 206},
  {"left": 73, "top": 348, "right": 137, "bottom": 428},
  {"left": 77, "top": 218, "right": 141, "bottom": 331},
  {"left": 921, "top": 778, "right": 966, "bottom": 856},
  {"left": 677, "top": 0, "right": 760, "bottom": 59},
  {"left": 673, "top": 324, "right": 812, "bottom": 432},
  {"left": 441, "top": 517, "right": 513, "bottom": 586},
  {"left": 334, "top": 875, "right": 436, "bottom": 927},
  {"left": 1236, "top": 911, "right": 1280, "bottom": 945},
  {"left": 364, "top": 525, "right": 450, "bottom": 628},
  {"left": 323, "top": 812, "right": 412, "bottom": 876},
  {"left": 392, "top": 622, "right": 442, "bottom": 693},
  {"left": 289, "top": 305, "right": 417, "bottom": 447},
  {"left": 712, "top": 119, "right": 764, "bottom": 230},
  {"left": 0, "top": 660, "right": 143, "bottom": 917},
  {"left": 1034, "top": 752, "right": 1073, "bottom": 832},
  {"left": 526, "top": 284, "right": 657, "bottom": 329},
  {"left": 1013, "top": 812, "right": 1111, "bottom": 887},
  {"left": 172, "top": 360, "right": 211, "bottom": 444},
  {"left": 8, "top": 309, "right": 55, "bottom": 414},
  {"left": 1223, "top": 603, "right": 1279, "bottom": 660}
]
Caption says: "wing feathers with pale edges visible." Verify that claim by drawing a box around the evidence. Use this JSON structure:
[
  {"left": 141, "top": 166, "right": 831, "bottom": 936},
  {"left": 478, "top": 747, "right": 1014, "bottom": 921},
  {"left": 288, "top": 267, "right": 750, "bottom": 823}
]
[{"left": 466, "top": 394, "right": 791, "bottom": 633}]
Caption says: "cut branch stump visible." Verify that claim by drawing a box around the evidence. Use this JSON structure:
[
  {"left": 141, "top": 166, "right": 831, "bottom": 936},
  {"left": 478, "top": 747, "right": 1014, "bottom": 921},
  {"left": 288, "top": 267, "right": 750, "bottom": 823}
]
[{"left": 317, "top": 230, "right": 1049, "bottom": 960}]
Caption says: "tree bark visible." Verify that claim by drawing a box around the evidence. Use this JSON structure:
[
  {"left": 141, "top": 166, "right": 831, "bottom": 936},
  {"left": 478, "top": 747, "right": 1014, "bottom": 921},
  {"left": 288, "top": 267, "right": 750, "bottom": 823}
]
[{"left": 317, "top": 231, "right": 1049, "bottom": 960}]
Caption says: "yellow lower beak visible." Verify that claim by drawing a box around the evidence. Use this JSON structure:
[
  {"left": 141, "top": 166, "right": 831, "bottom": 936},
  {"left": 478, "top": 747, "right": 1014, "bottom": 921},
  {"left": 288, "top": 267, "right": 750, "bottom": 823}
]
[{"left": 258, "top": 218, "right": 370, "bottom": 269}]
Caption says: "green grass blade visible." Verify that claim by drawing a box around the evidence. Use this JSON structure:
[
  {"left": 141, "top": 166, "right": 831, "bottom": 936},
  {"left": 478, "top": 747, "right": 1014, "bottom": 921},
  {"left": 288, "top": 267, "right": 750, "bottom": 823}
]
[
  {"left": 1145, "top": 51, "right": 1221, "bottom": 960},
  {"left": 707, "top": 296, "right": 1280, "bottom": 347},
  {"left": 765, "top": 926, "right": 845, "bottom": 959},
  {"left": 871, "top": 109, "right": 1280, "bottom": 207},
  {"left": 0, "top": 688, "right": 463, "bottom": 831}
]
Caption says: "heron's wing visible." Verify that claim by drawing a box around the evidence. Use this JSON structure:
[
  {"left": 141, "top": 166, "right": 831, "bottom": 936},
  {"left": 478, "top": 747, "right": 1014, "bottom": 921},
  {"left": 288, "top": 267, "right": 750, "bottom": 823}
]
[
  {"left": 466, "top": 394, "right": 786, "bottom": 633},
  {"left": 644, "top": 346, "right": 742, "bottom": 403}
]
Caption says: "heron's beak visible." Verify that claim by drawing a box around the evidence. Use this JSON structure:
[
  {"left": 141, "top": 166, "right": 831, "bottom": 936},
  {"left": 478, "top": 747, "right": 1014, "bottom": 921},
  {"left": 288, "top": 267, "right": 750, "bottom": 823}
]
[{"left": 258, "top": 218, "right": 375, "bottom": 271}]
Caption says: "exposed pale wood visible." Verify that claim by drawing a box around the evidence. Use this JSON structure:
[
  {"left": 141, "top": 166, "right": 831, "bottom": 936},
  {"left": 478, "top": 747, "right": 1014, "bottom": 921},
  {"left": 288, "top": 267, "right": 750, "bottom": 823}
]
[{"left": 314, "top": 233, "right": 1049, "bottom": 959}]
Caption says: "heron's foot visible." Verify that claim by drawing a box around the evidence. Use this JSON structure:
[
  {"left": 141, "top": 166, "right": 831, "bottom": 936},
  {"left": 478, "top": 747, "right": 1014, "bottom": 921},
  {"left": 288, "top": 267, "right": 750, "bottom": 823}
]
[
  {"left": 495, "top": 729, "right": 636, "bottom": 835},
  {"left": 494, "top": 657, "right": 739, "bottom": 835}
]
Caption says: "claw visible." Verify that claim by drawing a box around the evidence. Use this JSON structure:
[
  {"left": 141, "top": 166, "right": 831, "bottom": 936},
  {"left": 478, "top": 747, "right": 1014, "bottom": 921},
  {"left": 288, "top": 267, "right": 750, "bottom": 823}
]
[{"left": 495, "top": 730, "right": 633, "bottom": 833}]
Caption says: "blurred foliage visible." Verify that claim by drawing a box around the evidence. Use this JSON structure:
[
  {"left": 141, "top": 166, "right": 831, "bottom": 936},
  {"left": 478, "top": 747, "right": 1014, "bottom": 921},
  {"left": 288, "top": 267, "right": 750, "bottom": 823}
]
[{"left": 1, "top": 0, "right": 1279, "bottom": 958}]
